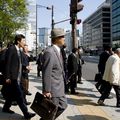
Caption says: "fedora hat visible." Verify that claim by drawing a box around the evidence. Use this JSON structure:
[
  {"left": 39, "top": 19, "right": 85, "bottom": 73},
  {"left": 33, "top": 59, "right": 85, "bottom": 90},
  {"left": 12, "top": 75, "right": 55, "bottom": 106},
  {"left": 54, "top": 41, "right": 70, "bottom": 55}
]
[{"left": 51, "top": 28, "right": 65, "bottom": 39}]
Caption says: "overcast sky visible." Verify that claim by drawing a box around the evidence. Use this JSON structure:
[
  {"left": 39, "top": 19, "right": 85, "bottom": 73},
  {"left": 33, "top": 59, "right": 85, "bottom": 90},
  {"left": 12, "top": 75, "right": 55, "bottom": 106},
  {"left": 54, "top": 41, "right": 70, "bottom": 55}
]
[{"left": 37, "top": 0, "right": 105, "bottom": 33}]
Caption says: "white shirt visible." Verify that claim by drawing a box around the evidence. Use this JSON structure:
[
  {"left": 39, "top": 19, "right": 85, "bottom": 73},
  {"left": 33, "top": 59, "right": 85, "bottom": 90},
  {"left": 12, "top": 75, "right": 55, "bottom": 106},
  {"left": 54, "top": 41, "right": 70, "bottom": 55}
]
[{"left": 53, "top": 45, "right": 61, "bottom": 56}]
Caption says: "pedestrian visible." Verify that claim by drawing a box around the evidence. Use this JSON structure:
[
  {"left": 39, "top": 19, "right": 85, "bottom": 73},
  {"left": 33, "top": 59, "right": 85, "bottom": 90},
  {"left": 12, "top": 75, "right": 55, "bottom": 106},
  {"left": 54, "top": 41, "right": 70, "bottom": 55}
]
[
  {"left": 61, "top": 44, "right": 69, "bottom": 93},
  {"left": 77, "top": 46, "right": 84, "bottom": 84},
  {"left": 41, "top": 28, "right": 67, "bottom": 120},
  {"left": 21, "top": 44, "right": 32, "bottom": 105},
  {"left": 67, "top": 48, "right": 78, "bottom": 94},
  {"left": 97, "top": 48, "right": 120, "bottom": 107},
  {"left": 95, "top": 45, "right": 113, "bottom": 96},
  {"left": 2, "top": 34, "right": 35, "bottom": 119},
  {"left": 36, "top": 50, "right": 44, "bottom": 77}
]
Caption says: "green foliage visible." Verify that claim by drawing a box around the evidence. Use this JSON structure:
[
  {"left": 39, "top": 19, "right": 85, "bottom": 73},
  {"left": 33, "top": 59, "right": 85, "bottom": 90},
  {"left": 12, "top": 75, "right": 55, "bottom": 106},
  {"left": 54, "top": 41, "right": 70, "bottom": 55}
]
[
  {"left": 112, "top": 43, "right": 120, "bottom": 51},
  {"left": 0, "top": 0, "right": 28, "bottom": 47}
]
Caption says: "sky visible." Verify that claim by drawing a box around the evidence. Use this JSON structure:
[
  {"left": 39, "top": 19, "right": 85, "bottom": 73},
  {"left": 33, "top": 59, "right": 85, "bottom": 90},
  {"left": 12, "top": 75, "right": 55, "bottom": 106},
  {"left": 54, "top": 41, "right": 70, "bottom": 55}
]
[{"left": 37, "top": 0, "right": 105, "bottom": 33}]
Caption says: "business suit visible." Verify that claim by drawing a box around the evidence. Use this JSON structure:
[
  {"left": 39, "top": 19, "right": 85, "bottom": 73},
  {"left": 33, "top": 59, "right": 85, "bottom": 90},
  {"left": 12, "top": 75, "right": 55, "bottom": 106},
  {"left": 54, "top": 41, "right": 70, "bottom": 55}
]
[
  {"left": 2, "top": 45, "right": 30, "bottom": 117},
  {"left": 67, "top": 52, "right": 78, "bottom": 93},
  {"left": 96, "top": 51, "right": 112, "bottom": 95},
  {"left": 42, "top": 45, "right": 67, "bottom": 119}
]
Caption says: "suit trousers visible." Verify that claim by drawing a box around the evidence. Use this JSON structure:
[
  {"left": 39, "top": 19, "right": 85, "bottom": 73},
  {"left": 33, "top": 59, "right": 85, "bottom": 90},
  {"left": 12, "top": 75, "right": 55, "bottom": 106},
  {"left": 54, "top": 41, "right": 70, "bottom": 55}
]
[
  {"left": 113, "top": 85, "right": 120, "bottom": 106},
  {"left": 52, "top": 96, "right": 67, "bottom": 119},
  {"left": 99, "top": 81, "right": 112, "bottom": 101},
  {"left": 3, "top": 80, "right": 28, "bottom": 116},
  {"left": 77, "top": 66, "right": 82, "bottom": 82},
  {"left": 70, "top": 74, "right": 77, "bottom": 93},
  {"left": 21, "top": 78, "right": 29, "bottom": 94}
]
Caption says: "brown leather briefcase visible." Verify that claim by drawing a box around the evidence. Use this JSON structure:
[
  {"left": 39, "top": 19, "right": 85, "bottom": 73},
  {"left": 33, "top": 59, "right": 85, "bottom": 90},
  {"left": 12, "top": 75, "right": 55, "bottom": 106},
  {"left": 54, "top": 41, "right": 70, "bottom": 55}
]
[{"left": 30, "top": 92, "right": 58, "bottom": 120}]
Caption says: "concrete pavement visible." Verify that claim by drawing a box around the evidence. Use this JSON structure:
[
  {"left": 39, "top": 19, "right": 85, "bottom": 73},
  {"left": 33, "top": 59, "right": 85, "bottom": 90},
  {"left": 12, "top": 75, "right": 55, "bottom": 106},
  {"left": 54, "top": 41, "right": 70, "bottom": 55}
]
[{"left": 0, "top": 62, "right": 120, "bottom": 120}]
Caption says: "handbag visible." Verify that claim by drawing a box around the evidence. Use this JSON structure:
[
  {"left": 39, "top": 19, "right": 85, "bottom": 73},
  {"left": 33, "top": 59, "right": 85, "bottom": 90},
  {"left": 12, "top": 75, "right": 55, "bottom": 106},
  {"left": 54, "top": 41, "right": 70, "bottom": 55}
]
[
  {"left": 94, "top": 73, "right": 102, "bottom": 82},
  {"left": 30, "top": 92, "right": 58, "bottom": 120}
]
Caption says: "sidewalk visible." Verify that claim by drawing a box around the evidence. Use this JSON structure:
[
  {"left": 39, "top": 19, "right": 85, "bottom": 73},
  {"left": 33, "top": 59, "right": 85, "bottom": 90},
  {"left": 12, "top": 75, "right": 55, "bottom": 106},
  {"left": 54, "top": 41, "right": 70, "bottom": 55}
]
[{"left": 0, "top": 62, "right": 120, "bottom": 120}]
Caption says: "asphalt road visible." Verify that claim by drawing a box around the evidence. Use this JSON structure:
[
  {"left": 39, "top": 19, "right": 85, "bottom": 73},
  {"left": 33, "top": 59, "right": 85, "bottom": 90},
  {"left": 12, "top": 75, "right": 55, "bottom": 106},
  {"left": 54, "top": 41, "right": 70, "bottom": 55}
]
[{"left": 82, "top": 59, "right": 98, "bottom": 81}]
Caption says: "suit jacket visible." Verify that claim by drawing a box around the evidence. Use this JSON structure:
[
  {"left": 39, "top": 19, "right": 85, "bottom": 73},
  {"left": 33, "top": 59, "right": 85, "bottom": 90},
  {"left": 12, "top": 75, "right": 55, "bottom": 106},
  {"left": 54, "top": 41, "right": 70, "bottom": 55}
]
[
  {"left": 67, "top": 53, "right": 78, "bottom": 75},
  {"left": 22, "top": 52, "right": 29, "bottom": 79},
  {"left": 98, "top": 51, "right": 110, "bottom": 75},
  {"left": 42, "top": 46, "right": 65, "bottom": 97},
  {"left": 103, "top": 54, "right": 120, "bottom": 86},
  {"left": 5, "top": 45, "right": 22, "bottom": 80}
]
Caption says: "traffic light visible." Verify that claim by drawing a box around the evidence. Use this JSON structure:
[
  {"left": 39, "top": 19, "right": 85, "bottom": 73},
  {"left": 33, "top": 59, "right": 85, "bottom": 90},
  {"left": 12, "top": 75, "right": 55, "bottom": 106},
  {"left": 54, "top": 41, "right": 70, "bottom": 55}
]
[
  {"left": 70, "top": 0, "right": 84, "bottom": 14},
  {"left": 77, "top": 19, "right": 81, "bottom": 24}
]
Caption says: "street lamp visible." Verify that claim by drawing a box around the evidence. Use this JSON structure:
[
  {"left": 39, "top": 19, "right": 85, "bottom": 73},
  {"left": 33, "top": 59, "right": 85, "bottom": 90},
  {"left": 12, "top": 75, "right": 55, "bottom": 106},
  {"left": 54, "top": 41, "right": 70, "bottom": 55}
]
[{"left": 36, "top": 4, "right": 54, "bottom": 57}]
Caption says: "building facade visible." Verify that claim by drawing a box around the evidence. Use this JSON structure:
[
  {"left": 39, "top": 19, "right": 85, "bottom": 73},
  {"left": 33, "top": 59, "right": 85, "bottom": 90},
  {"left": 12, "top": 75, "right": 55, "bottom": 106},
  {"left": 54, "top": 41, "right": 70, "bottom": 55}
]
[
  {"left": 111, "top": 0, "right": 120, "bottom": 46},
  {"left": 38, "top": 28, "right": 49, "bottom": 49},
  {"left": 83, "top": 0, "right": 111, "bottom": 51}
]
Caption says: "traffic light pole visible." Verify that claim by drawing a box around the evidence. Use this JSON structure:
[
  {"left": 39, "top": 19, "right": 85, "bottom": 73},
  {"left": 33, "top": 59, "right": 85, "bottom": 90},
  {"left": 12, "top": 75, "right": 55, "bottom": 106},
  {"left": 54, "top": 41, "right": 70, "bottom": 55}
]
[
  {"left": 70, "top": 0, "right": 83, "bottom": 49},
  {"left": 71, "top": 13, "right": 77, "bottom": 48},
  {"left": 51, "top": 5, "right": 54, "bottom": 30}
]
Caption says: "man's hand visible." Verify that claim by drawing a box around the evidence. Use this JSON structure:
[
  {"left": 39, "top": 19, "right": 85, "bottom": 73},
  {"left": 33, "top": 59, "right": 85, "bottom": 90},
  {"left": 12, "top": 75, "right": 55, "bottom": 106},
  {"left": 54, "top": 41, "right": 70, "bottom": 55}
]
[
  {"left": 6, "top": 79, "right": 11, "bottom": 84},
  {"left": 43, "top": 91, "right": 52, "bottom": 98}
]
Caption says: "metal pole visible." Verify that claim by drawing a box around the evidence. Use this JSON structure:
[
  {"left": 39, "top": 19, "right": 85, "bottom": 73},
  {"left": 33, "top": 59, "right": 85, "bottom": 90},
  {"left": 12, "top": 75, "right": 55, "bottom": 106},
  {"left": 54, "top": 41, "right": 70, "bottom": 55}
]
[
  {"left": 71, "top": 14, "right": 77, "bottom": 48},
  {"left": 36, "top": 5, "right": 38, "bottom": 57},
  {"left": 51, "top": 5, "right": 54, "bottom": 30}
]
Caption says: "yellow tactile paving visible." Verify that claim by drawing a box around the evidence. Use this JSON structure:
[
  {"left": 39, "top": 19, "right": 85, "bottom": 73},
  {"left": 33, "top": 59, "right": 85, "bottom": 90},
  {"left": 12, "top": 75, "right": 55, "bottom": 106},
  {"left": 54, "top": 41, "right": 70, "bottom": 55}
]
[{"left": 69, "top": 92, "right": 111, "bottom": 120}]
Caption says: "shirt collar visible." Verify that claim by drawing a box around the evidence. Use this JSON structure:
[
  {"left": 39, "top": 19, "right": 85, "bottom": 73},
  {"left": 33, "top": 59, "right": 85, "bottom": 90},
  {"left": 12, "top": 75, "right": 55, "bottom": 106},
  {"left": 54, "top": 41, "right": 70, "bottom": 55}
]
[
  {"left": 53, "top": 45, "right": 60, "bottom": 55},
  {"left": 15, "top": 45, "right": 20, "bottom": 51}
]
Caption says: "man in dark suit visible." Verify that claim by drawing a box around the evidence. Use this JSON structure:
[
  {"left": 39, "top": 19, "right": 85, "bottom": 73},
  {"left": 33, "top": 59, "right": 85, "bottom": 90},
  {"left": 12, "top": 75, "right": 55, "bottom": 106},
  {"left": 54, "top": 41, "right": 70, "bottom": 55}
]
[
  {"left": 41, "top": 28, "right": 67, "bottom": 120},
  {"left": 77, "top": 46, "right": 84, "bottom": 84},
  {"left": 2, "top": 34, "right": 35, "bottom": 119},
  {"left": 96, "top": 45, "right": 113, "bottom": 97},
  {"left": 36, "top": 50, "right": 44, "bottom": 77},
  {"left": 67, "top": 48, "right": 78, "bottom": 94}
]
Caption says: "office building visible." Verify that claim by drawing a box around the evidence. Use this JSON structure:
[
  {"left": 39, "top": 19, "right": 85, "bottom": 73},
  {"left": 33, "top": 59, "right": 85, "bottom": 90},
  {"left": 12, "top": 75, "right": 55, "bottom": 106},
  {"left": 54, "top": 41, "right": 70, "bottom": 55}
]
[
  {"left": 111, "top": 0, "right": 120, "bottom": 46},
  {"left": 83, "top": 0, "right": 111, "bottom": 51}
]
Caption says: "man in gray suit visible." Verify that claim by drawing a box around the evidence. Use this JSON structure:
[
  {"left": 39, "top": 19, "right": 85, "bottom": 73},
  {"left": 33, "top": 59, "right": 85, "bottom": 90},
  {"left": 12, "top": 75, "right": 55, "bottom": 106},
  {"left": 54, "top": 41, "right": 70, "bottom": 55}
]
[{"left": 41, "top": 28, "right": 67, "bottom": 120}]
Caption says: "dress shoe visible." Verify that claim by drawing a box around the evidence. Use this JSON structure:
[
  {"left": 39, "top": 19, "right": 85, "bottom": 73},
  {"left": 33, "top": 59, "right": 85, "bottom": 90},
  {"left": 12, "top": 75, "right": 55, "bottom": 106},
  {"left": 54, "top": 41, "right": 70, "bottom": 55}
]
[
  {"left": 26, "top": 91, "right": 32, "bottom": 96},
  {"left": 25, "top": 101, "right": 31, "bottom": 105},
  {"left": 71, "top": 92, "right": 79, "bottom": 95},
  {"left": 77, "top": 81, "right": 83, "bottom": 84},
  {"left": 116, "top": 105, "right": 120, "bottom": 108},
  {"left": 97, "top": 100, "right": 105, "bottom": 106},
  {"left": 2, "top": 109, "right": 15, "bottom": 114},
  {"left": 24, "top": 112, "right": 36, "bottom": 119}
]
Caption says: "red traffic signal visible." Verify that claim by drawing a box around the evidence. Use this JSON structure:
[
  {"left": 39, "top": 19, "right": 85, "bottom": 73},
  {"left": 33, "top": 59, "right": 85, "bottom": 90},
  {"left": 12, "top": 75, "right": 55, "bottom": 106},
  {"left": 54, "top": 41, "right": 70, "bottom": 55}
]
[{"left": 77, "top": 19, "right": 81, "bottom": 24}]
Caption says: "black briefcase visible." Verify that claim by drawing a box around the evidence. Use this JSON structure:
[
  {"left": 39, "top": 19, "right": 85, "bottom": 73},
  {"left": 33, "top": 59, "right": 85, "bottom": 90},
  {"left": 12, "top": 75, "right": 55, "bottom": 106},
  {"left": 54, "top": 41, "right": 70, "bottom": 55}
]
[{"left": 30, "top": 92, "right": 58, "bottom": 120}]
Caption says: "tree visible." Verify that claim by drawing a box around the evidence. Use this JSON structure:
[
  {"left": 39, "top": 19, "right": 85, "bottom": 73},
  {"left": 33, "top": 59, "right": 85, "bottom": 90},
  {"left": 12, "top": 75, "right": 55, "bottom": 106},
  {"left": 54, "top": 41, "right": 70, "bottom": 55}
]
[{"left": 0, "top": 0, "right": 28, "bottom": 47}]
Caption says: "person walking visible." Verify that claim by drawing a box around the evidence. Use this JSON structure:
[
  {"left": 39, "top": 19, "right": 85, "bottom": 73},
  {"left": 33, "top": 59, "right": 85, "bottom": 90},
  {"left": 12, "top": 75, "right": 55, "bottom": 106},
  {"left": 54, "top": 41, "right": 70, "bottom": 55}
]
[
  {"left": 97, "top": 48, "right": 120, "bottom": 107},
  {"left": 96, "top": 45, "right": 113, "bottom": 95},
  {"left": 2, "top": 34, "right": 35, "bottom": 119},
  {"left": 41, "top": 28, "right": 67, "bottom": 120}
]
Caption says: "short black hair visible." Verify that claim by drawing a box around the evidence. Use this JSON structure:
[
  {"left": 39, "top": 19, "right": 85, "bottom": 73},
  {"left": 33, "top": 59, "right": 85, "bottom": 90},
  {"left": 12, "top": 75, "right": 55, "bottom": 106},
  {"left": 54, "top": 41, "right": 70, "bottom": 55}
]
[
  {"left": 72, "top": 48, "right": 78, "bottom": 53},
  {"left": 14, "top": 34, "right": 25, "bottom": 45},
  {"left": 103, "top": 45, "right": 111, "bottom": 51}
]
